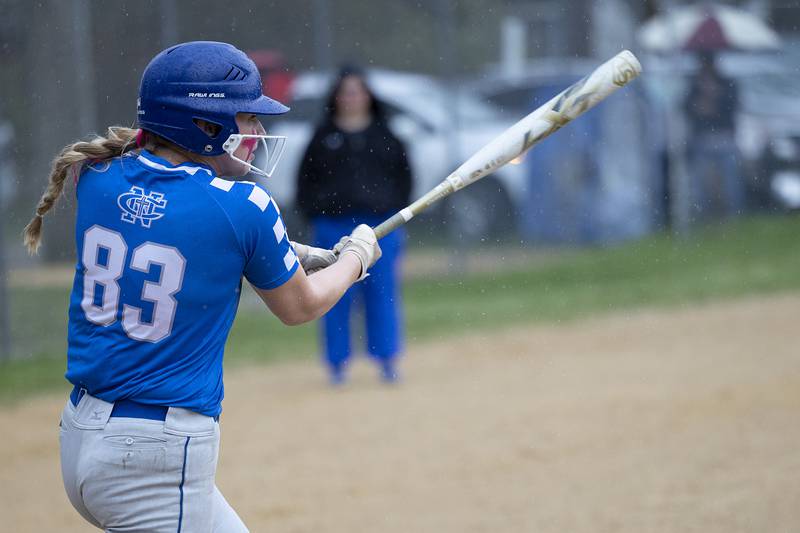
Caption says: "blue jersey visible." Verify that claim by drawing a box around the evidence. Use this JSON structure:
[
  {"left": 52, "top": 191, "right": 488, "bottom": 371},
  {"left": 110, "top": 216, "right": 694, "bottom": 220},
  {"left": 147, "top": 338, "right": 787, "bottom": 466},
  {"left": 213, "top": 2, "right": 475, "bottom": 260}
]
[{"left": 66, "top": 150, "right": 299, "bottom": 417}]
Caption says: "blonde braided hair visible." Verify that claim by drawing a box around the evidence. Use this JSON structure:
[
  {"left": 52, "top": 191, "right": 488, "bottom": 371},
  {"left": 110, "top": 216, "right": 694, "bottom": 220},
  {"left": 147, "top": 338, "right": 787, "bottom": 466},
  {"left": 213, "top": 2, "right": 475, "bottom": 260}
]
[{"left": 23, "top": 126, "right": 139, "bottom": 254}]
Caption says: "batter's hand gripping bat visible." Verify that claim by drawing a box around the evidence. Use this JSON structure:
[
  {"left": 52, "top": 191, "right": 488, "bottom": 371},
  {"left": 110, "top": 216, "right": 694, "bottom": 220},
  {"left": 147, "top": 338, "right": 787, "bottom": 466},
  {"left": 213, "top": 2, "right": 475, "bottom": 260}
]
[{"left": 372, "top": 50, "right": 642, "bottom": 239}]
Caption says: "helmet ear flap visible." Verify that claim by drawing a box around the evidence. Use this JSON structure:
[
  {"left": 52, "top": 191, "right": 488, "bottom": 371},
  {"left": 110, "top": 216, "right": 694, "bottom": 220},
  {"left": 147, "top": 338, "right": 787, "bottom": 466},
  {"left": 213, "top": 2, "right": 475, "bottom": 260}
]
[{"left": 192, "top": 118, "right": 224, "bottom": 139}]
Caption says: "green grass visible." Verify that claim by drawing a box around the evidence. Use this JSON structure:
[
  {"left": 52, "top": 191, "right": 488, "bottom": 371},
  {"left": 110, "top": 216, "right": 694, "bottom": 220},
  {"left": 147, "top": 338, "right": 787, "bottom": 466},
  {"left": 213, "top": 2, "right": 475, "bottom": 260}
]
[
  {"left": 403, "top": 215, "right": 800, "bottom": 338},
  {"left": 2, "top": 214, "right": 799, "bottom": 401}
]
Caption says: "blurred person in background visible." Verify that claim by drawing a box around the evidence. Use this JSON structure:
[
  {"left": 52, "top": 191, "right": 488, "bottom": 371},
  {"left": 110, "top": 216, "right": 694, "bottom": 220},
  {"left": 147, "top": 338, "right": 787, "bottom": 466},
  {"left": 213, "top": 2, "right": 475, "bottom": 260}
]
[
  {"left": 297, "top": 65, "right": 412, "bottom": 385},
  {"left": 683, "top": 52, "right": 745, "bottom": 220}
]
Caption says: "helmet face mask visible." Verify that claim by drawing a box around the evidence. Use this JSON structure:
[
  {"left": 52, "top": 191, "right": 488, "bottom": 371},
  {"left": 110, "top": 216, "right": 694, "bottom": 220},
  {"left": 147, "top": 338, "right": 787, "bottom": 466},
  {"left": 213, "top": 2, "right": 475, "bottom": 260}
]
[
  {"left": 137, "top": 41, "right": 289, "bottom": 165},
  {"left": 222, "top": 133, "right": 287, "bottom": 178}
]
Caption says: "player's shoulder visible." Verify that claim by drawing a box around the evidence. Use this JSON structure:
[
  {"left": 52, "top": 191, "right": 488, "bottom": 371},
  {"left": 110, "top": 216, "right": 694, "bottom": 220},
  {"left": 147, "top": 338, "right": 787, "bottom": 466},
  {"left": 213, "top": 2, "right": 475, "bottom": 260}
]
[
  {"left": 203, "top": 178, "right": 287, "bottom": 248},
  {"left": 204, "top": 177, "right": 281, "bottom": 217}
]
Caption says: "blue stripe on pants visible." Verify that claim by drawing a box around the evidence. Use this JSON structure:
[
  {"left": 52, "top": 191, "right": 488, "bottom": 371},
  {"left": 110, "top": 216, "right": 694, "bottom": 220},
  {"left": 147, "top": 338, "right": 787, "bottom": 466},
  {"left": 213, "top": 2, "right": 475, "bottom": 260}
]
[
  {"left": 177, "top": 436, "right": 190, "bottom": 532},
  {"left": 312, "top": 216, "right": 405, "bottom": 372}
]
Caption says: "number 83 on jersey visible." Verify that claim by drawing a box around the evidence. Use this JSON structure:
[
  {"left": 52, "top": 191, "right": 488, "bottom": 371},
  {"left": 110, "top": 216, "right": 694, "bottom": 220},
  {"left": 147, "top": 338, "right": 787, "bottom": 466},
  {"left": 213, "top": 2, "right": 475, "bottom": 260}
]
[{"left": 81, "top": 225, "right": 186, "bottom": 343}]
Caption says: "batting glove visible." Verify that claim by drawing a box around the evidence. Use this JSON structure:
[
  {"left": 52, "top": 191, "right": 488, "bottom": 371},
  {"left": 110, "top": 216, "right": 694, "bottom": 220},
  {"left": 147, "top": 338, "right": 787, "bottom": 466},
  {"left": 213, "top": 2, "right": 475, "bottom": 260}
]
[
  {"left": 291, "top": 241, "right": 338, "bottom": 274},
  {"left": 334, "top": 224, "right": 382, "bottom": 282}
]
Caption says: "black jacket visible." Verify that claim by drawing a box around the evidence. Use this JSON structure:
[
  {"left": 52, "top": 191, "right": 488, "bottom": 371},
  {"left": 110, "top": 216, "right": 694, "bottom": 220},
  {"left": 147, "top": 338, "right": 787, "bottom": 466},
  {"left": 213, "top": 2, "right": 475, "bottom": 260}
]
[
  {"left": 296, "top": 120, "right": 412, "bottom": 218},
  {"left": 684, "top": 72, "right": 738, "bottom": 135}
]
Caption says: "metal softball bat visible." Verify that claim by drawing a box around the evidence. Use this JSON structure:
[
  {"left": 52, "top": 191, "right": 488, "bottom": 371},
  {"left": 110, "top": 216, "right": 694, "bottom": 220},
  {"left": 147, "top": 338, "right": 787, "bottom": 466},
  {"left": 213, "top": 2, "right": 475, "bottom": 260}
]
[{"left": 372, "top": 49, "right": 642, "bottom": 239}]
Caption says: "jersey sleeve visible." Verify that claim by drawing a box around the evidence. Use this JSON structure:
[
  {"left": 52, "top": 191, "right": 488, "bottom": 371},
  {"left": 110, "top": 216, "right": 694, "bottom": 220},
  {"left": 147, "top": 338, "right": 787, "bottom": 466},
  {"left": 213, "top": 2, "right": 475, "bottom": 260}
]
[{"left": 230, "top": 182, "right": 299, "bottom": 290}]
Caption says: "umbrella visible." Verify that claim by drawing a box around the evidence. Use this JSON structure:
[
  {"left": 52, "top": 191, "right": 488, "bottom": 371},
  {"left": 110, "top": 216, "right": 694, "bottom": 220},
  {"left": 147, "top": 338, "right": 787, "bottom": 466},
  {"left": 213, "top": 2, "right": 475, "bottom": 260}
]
[{"left": 638, "top": 3, "right": 781, "bottom": 52}]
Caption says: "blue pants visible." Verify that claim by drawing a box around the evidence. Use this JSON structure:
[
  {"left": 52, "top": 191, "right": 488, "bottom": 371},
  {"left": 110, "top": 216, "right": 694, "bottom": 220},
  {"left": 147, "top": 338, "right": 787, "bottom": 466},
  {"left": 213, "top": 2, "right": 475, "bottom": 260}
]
[{"left": 312, "top": 215, "right": 405, "bottom": 373}]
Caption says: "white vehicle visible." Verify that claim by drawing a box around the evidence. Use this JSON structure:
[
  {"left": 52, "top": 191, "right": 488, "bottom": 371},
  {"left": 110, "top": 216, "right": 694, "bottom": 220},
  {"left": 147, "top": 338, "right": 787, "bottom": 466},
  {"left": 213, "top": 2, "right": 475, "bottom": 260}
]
[
  {"left": 263, "top": 69, "right": 527, "bottom": 242},
  {"left": 740, "top": 69, "right": 800, "bottom": 211}
]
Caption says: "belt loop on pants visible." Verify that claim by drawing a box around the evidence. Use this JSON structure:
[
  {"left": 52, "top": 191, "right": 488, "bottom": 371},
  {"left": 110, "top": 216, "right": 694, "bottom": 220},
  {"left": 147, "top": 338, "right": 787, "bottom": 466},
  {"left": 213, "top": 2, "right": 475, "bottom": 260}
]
[{"left": 69, "top": 386, "right": 87, "bottom": 407}]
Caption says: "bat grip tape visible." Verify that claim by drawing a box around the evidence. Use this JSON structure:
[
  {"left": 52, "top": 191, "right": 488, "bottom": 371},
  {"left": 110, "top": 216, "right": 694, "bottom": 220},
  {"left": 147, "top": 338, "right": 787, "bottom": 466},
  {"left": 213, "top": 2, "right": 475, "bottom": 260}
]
[{"left": 373, "top": 210, "right": 412, "bottom": 240}]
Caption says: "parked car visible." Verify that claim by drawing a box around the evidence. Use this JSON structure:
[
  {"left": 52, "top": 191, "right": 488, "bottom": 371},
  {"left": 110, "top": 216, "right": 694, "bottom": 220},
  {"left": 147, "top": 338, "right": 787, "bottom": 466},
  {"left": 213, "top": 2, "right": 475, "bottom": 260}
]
[
  {"left": 738, "top": 68, "right": 800, "bottom": 211},
  {"left": 261, "top": 68, "right": 527, "bottom": 242}
]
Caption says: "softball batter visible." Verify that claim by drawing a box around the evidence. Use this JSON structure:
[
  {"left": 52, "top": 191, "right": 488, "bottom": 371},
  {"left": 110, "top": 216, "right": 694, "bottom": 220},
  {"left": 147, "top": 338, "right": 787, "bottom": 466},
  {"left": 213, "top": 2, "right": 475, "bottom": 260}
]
[{"left": 23, "top": 41, "right": 381, "bottom": 532}]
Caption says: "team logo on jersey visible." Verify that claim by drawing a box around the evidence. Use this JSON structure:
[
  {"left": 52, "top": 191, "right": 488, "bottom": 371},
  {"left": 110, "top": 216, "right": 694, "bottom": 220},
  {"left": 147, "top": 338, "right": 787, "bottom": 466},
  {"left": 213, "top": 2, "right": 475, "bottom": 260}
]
[{"left": 117, "top": 186, "right": 167, "bottom": 228}]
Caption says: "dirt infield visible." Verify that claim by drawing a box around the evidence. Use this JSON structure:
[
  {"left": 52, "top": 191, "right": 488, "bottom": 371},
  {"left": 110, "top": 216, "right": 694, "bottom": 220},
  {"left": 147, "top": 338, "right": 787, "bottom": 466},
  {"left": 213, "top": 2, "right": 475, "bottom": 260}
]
[{"left": 2, "top": 293, "right": 799, "bottom": 532}]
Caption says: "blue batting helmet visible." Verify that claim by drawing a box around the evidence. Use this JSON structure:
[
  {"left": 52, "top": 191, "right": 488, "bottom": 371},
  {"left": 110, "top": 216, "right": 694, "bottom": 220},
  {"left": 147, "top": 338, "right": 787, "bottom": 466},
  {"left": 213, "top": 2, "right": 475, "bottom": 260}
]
[{"left": 137, "top": 41, "right": 289, "bottom": 156}]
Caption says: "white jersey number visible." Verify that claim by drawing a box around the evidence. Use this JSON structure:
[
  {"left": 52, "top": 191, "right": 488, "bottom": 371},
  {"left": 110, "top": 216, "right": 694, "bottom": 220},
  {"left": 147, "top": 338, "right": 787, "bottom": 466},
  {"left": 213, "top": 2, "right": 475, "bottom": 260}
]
[{"left": 81, "top": 225, "right": 186, "bottom": 343}]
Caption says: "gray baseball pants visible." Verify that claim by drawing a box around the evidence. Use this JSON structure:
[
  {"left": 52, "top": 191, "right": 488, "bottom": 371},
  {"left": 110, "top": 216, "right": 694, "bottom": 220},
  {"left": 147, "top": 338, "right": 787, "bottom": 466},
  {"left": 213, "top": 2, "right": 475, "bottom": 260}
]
[{"left": 60, "top": 392, "right": 248, "bottom": 532}]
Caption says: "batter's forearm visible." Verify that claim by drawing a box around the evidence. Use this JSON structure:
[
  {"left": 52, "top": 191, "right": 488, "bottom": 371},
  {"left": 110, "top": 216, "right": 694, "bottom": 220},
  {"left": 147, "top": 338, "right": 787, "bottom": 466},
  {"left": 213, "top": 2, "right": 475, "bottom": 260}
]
[
  {"left": 283, "top": 254, "right": 362, "bottom": 325},
  {"left": 308, "top": 252, "right": 361, "bottom": 294}
]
